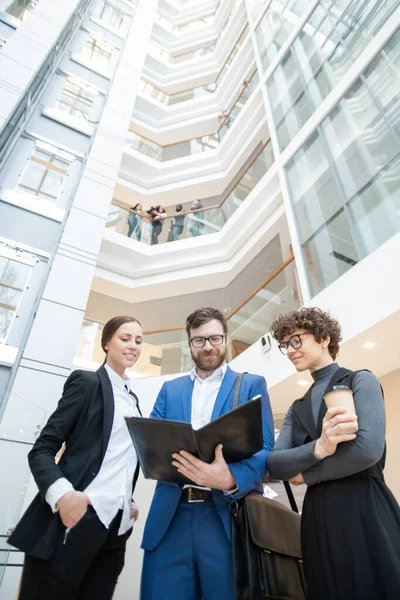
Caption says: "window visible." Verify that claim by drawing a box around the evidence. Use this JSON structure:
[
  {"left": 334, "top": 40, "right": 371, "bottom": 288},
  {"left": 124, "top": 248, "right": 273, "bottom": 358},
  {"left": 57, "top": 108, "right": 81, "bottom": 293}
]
[
  {"left": 0, "top": 247, "right": 33, "bottom": 344},
  {"left": 3, "top": 0, "right": 38, "bottom": 21},
  {"left": 80, "top": 34, "right": 115, "bottom": 70},
  {"left": 17, "top": 140, "right": 74, "bottom": 203},
  {"left": 99, "top": 2, "right": 127, "bottom": 29},
  {"left": 57, "top": 76, "right": 99, "bottom": 120}
]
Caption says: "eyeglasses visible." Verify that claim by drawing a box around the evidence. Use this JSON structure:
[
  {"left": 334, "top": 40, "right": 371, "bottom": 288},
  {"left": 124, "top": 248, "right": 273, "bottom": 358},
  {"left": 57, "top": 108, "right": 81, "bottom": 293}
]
[
  {"left": 190, "top": 335, "right": 226, "bottom": 348},
  {"left": 278, "top": 332, "right": 312, "bottom": 355}
]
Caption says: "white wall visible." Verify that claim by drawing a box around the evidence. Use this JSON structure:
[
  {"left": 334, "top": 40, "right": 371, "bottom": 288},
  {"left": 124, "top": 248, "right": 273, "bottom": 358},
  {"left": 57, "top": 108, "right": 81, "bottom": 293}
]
[{"left": 380, "top": 368, "right": 400, "bottom": 502}]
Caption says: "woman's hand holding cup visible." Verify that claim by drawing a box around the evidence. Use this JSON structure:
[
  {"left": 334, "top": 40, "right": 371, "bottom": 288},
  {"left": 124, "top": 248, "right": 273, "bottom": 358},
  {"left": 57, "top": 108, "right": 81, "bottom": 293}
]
[{"left": 314, "top": 407, "right": 358, "bottom": 460}]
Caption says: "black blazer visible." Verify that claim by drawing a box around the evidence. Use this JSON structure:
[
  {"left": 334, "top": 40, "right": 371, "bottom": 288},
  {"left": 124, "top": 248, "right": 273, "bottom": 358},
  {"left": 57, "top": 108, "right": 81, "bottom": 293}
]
[{"left": 8, "top": 366, "right": 140, "bottom": 560}]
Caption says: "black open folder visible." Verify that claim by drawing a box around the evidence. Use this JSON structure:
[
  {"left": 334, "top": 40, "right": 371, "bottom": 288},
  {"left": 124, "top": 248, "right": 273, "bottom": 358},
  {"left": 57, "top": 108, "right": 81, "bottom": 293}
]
[{"left": 125, "top": 395, "right": 263, "bottom": 485}]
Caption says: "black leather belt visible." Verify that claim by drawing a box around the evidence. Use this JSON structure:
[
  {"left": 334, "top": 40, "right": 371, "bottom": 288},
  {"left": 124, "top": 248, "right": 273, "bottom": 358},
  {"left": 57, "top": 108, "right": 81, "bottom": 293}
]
[{"left": 180, "top": 488, "right": 213, "bottom": 503}]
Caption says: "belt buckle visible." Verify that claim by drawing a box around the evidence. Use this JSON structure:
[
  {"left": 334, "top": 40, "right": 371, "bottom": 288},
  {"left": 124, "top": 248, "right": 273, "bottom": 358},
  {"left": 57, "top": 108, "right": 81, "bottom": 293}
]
[{"left": 188, "top": 487, "right": 204, "bottom": 503}]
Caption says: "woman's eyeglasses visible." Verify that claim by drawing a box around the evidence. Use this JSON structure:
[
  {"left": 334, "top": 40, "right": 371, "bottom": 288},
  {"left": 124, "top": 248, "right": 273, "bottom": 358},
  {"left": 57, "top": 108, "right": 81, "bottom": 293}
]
[{"left": 278, "top": 332, "right": 312, "bottom": 355}]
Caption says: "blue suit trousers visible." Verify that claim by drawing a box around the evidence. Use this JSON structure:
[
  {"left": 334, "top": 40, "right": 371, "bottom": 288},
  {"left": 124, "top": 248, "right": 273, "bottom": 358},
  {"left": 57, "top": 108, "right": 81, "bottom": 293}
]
[{"left": 141, "top": 500, "right": 235, "bottom": 600}]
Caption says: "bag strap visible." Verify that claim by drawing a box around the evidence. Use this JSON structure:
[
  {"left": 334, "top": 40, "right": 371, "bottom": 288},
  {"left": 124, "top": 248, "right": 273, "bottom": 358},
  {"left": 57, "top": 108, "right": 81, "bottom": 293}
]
[
  {"left": 232, "top": 372, "right": 246, "bottom": 410},
  {"left": 283, "top": 481, "right": 299, "bottom": 513},
  {"left": 233, "top": 372, "right": 299, "bottom": 512}
]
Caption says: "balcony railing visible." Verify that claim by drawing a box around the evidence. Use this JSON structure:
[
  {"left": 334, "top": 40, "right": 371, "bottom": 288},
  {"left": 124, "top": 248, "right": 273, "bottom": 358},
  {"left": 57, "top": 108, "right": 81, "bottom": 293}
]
[
  {"left": 140, "top": 24, "right": 249, "bottom": 104},
  {"left": 130, "top": 70, "right": 259, "bottom": 161},
  {"left": 75, "top": 255, "right": 301, "bottom": 377},
  {"left": 106, "top": 139, "right": 274, "bottom": 244}
]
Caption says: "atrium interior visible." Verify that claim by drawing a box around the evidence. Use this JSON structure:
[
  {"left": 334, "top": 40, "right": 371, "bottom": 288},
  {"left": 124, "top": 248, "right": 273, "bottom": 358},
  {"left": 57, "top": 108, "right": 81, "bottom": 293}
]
[{"left": 0, "top": 1, "right": 399, "bottom": 597}]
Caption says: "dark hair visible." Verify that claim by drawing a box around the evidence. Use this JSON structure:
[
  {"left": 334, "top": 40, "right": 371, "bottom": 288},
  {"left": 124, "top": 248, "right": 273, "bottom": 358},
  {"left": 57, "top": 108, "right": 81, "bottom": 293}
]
[
  {"left": 101, "top": 316, "right": 142, "bottom": 359},
  {"left": 132, "top": 203, "right": 141, "bottom": 211},
  {"left": 270, "top": 307, "right": 342, "bottom": 359},
  {"left": 185, "top": 307, "right": 228, "bottom": 337},
  {"left": 176, "top": 204, "right": 182, "bottom": 212}
]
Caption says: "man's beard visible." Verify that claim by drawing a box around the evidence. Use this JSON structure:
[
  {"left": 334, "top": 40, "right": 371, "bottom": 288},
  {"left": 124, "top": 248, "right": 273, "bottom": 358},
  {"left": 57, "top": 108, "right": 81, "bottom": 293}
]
[{"left": 191, "top": 347, "right": 226, "bottom": 372}]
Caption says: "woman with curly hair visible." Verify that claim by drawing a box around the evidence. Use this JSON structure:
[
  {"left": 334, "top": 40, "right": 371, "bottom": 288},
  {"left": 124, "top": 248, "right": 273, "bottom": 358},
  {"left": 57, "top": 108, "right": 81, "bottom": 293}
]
[{"left": 268, "top": 307, "right": 400, "bottom": 600}]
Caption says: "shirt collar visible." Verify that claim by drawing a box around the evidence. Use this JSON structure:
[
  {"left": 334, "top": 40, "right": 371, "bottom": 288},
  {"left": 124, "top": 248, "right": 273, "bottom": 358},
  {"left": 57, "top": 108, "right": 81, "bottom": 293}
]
[
  {"left": 104, "top": 363, "right": 129, "bottom": 391},
  {"left": 190, "top": 362, "right": 227, "bottom": 383}
]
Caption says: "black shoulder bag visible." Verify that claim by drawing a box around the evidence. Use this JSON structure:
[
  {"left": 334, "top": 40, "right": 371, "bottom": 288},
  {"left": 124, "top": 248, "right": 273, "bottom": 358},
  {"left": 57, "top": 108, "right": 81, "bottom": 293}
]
[{"left": 229, "top": 374, "right": 307, "bottom": 600}]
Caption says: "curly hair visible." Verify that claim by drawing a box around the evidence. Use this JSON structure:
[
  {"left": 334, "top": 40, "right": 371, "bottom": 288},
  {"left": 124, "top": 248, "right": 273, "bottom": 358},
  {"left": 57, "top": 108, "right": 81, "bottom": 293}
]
[{"left": 270, "top": 307, "right": 342, "bottom": 359}]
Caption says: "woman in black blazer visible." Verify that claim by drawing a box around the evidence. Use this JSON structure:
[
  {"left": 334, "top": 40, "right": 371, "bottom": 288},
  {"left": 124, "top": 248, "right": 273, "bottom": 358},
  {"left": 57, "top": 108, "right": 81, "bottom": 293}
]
[{"left": 9, "top": 315, "right": 143, "bottom": 600}]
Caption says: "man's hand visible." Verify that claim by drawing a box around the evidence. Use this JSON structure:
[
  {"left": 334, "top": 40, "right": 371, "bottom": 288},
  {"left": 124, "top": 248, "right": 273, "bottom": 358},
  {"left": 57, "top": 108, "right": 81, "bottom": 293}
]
[
  {"left": 289, "top": 473, "right": 305, "bottom": 486},
  {"left": 130, "top": 503, "right": 139, "bottom": 521},
  {"left": 314, "top": 407, "right": 358, "bottom": 460},
  {"left": 172, "top": 444, "right": 236, "bottom": 490},
  {"left": 57, "top": 490, "right": 91, "bottom": 528}
]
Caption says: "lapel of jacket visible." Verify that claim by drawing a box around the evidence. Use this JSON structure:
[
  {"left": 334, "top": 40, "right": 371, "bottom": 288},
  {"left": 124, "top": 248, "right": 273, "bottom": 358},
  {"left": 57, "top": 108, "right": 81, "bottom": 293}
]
[
  {"left": 294, "top": 387, "right": 318, "bottom": 440},
  {"left": 97, "top": 366, "right": 115, "bottom": 460},
  {"left": 211, "top": 366, "right": 237, "bottom": 420},
  {"left": 181, "top": 375, "right": 195, "bottom": 423}
]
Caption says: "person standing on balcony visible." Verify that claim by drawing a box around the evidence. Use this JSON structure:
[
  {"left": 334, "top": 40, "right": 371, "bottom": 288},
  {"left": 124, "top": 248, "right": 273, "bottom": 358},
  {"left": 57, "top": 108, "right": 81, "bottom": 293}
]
[
  {"left": 167, "top": 204, "right": 185, "bottom": 241},
  {"left": 268, "top": 307, "right": 400, "bottom": 600},
  {"left": 127, "top": 203, "right": 143, "bottom": 240},
  {"left": 9, "top": 316, "right": 144, "bottom": 600},
  {"left": 140, "top": 307, "right": 274, "bottom": 600},
  {"left": 148, "top": 205, "right": 166, "bottom": 245},
  {"left": 188, "top": 199, "right": 205, "bottom": 237}
]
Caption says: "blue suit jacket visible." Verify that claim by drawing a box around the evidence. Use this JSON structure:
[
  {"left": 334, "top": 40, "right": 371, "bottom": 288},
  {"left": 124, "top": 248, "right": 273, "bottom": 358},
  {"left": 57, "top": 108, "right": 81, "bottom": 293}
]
[{"left": 141, "top": 367, "right": 274, "bottom": 551}]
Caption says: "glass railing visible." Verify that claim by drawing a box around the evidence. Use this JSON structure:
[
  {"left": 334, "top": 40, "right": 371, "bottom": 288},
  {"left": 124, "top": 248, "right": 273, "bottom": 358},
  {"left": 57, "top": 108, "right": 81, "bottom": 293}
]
[
  {"left": 0, "top": 394, "right": 47, "bottom": 586},
  {"left": 140, "top": 24, "right": 249, "bottom": 104},
  {"left": 127, "top": 130, "right": 219, "bottom": 161},
  {"left": 107, "top": 139, "right": 274, "bottom": 244},
  {"left": 227, "top": 260, "right": 302, "bottom": 359},
  {"left": 170, "top": 42, "right": 216, "bottom": 63},
  {"left": 74, "top": 258, "right": 301, "bottom": 377},
  {"left": 131, "top": 70, "right": 259, "bottom": 161}
]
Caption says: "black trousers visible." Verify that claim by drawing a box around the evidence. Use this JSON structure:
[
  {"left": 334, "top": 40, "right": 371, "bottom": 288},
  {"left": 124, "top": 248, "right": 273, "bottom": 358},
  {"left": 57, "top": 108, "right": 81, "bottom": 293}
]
[{"left": 18, "top": 509, "right": 132, "bottom": 600}]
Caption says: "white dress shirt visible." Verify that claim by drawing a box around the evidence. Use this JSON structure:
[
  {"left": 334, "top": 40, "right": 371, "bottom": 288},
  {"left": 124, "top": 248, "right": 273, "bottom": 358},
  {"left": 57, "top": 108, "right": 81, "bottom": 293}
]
[
  {"left": 45, "top": 364, "right": 139, "bottom": 535},
  {"left": 185, "top": 363, "right": 236, "bottom": 494},
  {"left": 190, "top": 363, "right": 227, "bottom": 430}
]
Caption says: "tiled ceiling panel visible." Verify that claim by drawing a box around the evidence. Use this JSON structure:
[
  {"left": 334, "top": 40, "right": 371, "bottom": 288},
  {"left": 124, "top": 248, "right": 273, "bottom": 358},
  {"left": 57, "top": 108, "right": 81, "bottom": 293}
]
[{"left": 86, "top": 234, "right": 283, "bottom": 331}]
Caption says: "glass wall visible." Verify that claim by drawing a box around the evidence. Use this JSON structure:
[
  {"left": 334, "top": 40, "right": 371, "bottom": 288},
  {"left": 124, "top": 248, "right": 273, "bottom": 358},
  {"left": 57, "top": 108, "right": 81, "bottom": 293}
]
[
  {"left": 267, "top": 0, "right": 399, "bottom": 151},
  {"left": 255, "top": 0, "right": 309, "bottom": 71},
  {"left": 285, "top": 30, "right": 400, "bottom": 296}
]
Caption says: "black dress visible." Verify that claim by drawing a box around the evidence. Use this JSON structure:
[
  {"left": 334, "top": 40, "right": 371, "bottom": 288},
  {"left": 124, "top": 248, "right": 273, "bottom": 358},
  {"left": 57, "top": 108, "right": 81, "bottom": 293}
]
[
  {"left": 269, "top": 364, "right": 400, "bottom": 600},
  {"left": 302, "top": 470, "right": 400, "bottom": 600},
  {"left": 298, "top": 368, "right": 400, "bottom": 600}
]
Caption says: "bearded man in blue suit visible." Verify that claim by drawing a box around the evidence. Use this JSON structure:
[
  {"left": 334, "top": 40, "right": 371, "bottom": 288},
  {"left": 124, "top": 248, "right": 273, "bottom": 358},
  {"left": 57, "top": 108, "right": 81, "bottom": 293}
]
[{"left": 140, "top": 307, "right": 274, "bottom": 600}]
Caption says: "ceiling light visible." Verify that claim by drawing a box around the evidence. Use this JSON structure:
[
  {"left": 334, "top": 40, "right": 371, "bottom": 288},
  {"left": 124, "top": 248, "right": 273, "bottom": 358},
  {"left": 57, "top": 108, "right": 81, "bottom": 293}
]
[
  {"left": 298, "top": 380, "right": 309, "bottom": 386},
  {"left": 363, "top": 341, "right": 375, "bottom": 349}
]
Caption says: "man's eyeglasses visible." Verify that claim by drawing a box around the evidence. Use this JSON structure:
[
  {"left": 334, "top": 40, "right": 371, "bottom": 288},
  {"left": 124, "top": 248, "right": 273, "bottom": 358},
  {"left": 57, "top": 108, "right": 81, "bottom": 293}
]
[
  {"left": 190, "top": 335, "right": 226, "bottom": 348},
  {"left": 278, "top": 332, "right": 312, "bottom": 355}
]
